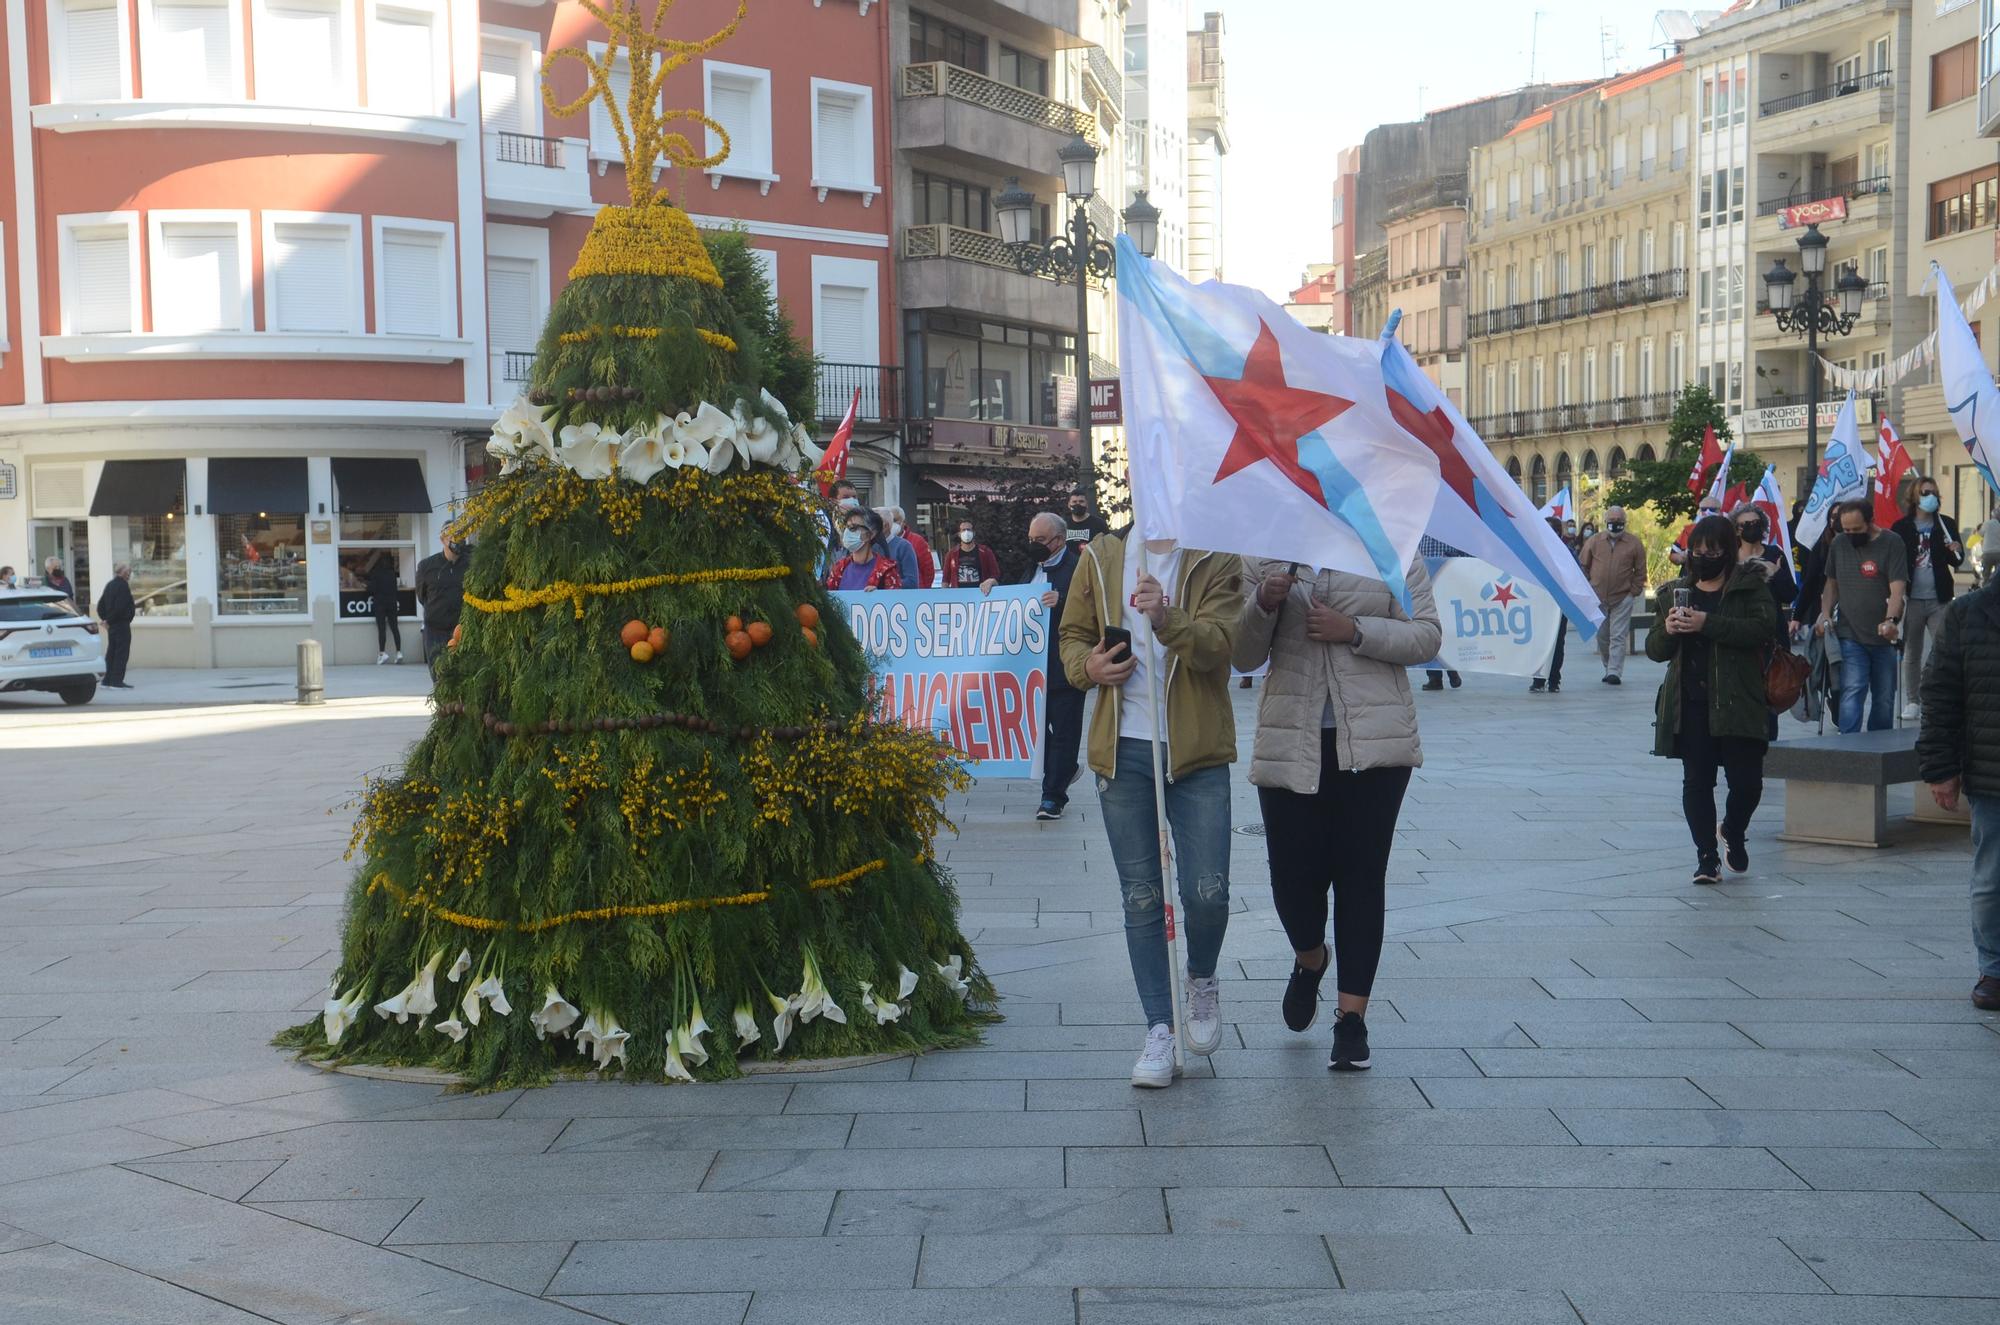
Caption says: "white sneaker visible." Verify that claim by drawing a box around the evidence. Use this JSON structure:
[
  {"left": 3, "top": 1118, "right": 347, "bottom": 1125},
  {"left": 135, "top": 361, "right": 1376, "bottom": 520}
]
[
  {"left": 1185, "top": 973, "right": 1223, "bottom": 1055},
  {"left": 1131, "top": 1023, "right": 1177, "bottom": 1088},
  {"left": 395, "top": 652, "right": 404, "bottom": 664},
  {"left": 376, "top": 652, "right": 389, "bottom": 665},
  {"left": 1901, "top": 702, "right": 1920, "bottom": 720}
]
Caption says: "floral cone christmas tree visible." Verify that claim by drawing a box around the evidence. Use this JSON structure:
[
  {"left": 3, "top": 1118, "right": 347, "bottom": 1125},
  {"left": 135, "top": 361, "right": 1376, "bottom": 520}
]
[{"left": 282, "top": 0, "right": 989, "bottom": 1088}]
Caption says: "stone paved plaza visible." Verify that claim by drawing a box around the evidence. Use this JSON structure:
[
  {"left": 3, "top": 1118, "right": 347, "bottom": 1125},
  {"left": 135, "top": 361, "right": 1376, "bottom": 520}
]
[{"left": 0, "top": 661, "right": 1996, "bottom": 1323}]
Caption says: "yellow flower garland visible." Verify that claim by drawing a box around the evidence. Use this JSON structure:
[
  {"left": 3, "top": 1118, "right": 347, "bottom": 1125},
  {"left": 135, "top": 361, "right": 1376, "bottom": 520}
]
[
  {"left": 366, "top": 854, "right": 915, "bottom": 934},
  {"left": 464, "top": 564, "right": 791, "bottom": 619},
  {"left": 555, "top": 323, "right": 740, "bottom": 354}
]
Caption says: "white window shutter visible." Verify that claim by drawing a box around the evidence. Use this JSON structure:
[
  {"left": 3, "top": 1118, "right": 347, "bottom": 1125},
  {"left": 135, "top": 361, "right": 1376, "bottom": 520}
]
[
  {"left": 157, "top": 224, "right": 241, "bottom": 332},
  {"left": 709, "top": 80, "right": 754, "bottom": 163},
  {"left": 486, "top": 257, "right": 539, "bottom": 354},
  {"left": 816, "top": 285, "right": 866, "bottom": 364},
  {"left": 61, "top": 1, "right": 123, "bottom": 101},
  {"left": 380, "top": 230, "right": 444, "bottom": 336},
  {"left": 592, "top": 52, "right": 636, "bottom": 159},
  {"left": 151, "top": 3, "right": 232, "bottom": 100},
  {"left": 70, "top": 228, "right": 132, "bottom": 333},
  {"left": 270, "top": 225, "right": 352, "bottom": 333},
  {"left": 816, "top": 93, "right": 857, "bottom": 184},
  {"left": 369, "top": 9, "right": 437, "bottom": 116},
  {"left": 480, "top": 43, "right": 522, "bottom": 133},
  {"left": 262, "top": 2, "right": 343, "bottom": 105}
]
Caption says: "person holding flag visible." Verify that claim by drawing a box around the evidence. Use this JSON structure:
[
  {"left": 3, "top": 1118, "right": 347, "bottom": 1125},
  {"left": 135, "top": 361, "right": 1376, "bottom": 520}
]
[{"left": 1891, "top": 474, "right": 1964, "bottom": 719}]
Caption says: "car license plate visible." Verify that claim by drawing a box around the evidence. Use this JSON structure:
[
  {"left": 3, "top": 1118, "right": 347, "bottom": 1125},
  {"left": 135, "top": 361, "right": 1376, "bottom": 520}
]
[{"left": 27, "top": 645, "right": 73, "bottom": 660}]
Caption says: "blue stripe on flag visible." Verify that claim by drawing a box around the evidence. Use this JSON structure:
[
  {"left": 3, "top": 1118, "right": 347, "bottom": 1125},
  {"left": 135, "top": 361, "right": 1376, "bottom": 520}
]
[
  {"left": 1296, "top": 432, "right": 1414, "bottom": 612},
  {"left": 1115, "top": 235, "right": 1245, "bottom": 378}
]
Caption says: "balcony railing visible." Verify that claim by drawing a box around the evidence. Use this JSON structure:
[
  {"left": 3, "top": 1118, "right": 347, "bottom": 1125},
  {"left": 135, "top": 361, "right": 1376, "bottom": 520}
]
[
  {"left": 1084, "top": 44, "right": 1124, "bottom": 115},
  {"left": 494, "top": 132, "right": 563, "bottom": 168},
  {"left": 501, "top": 351, "right": 535, "bottom": 382},
  {"left": 1760, "top": 67, "right": 1892, "bottom": 117},
  {"left": 901, "top": 223, "right": 1101, "bottom": 286},
  {"left": 817, "top": 363, "right": 903, "bottom": 423},
  {"left": 1762, "top": 175, "right": 1891, "bottom": 215},
  {"left": 1469, "top": 391, "right": 1679, "bottom": 441},
  {"left": 1469, "top": 268, "right": 1686, "bottom": 338},
  {"left": 900, "top": 61, "right": 1097, "bottom": 145}
]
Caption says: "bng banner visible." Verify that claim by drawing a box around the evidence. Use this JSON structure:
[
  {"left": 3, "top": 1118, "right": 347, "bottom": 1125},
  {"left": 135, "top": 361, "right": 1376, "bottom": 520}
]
[{"left": 1417, "top": 556, "right": 1562, "bottom": 677}]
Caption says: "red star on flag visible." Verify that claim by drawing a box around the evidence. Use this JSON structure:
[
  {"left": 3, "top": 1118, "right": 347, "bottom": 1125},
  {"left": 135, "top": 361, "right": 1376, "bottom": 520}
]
[
  {"left": 1489, "top": 580, "right": 1520, "bottom": 608},
  {"left": 1207, "top": 320, "right": 1353, "bottom": 507},
  {"left": 1386, "top": 386, "right": 1479, "bottom": 509}
]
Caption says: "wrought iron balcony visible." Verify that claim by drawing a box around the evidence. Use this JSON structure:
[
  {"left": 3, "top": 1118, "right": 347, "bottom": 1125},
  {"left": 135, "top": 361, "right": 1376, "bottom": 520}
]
[
  {"left": 494, "top": 132, "right": 564, "bottom": 168},
  {"left": 899, "top": 61, "right": 1097, "bottom": 145},
  {"left": 816, "top": 363, "right": 903, "bottom": 423},
  {"left": 1760, "top": 67, "right": 1892, "bottom": 118},
  {"left": 1761, "top": 175, "right": 1891, "bottom": 216},
  {"left": 501, "top": 351, "right": 535, "bottom": 383},
  {"left": 1468, "top": 391, "right": 1679, "bottom": 441},
  {"left": 1469, "top": 269, "right": 1687, "bottom": 338},
  {"left": 901, "top": 223, "right": 1102, "bottom": 287}
]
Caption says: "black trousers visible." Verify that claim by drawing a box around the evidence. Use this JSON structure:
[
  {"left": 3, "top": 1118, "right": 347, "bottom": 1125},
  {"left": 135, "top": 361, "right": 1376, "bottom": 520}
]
[
  {"left": 374, "top": 609, "right": 402, "bottom": 653},
  {"left": 1675, "top": 708, "right": 1766, "bottom": 857},
  {"left": 1040, "top": 685, "right": 1085, "bottom": 808},
  {"left": 103, "top": 622, "right": 131, "bottom": 686},
  {"left": 1259, "top": 730, "right": 1412, "bottom": 999},
  {"left": 425, "top": 628, "right": 452, "bottom": 682},
  {"left": 1547, "top": 617, "right": 1568, "bottom": 684}
]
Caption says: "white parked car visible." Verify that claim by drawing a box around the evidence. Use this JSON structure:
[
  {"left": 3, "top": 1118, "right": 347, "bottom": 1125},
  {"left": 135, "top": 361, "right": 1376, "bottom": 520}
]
[{"left": 0, "top": 587, "right": 105, "bottom": 706}]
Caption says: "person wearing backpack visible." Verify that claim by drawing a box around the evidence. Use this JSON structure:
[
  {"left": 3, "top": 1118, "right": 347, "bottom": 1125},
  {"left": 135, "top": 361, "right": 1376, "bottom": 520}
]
[{"left": 1646, "top": 514, "right": 1778, "bottom": 886}]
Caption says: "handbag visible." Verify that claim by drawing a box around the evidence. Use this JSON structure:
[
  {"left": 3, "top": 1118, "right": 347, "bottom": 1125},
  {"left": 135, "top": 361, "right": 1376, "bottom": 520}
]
[{"left": 1762, "top": 643, "right": 1810, "bottom": 713}]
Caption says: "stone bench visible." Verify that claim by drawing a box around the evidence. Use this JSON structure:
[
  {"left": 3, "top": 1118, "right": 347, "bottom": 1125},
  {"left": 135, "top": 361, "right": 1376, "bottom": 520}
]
[{"left": 1766, "top": 728, "right": 1970, "bottom": 847}]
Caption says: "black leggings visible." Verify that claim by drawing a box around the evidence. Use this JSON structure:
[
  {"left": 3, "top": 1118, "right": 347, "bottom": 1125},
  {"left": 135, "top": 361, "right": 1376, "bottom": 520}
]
[
  {"left": 375, "top": 609, "right": 402, "bottom": 652},
  {"left": 1676, "top": 714, "right": 1766, "bottom": 856},
  {"left": 1259, "top": 730, "right": 1412, "bottom": 999}
]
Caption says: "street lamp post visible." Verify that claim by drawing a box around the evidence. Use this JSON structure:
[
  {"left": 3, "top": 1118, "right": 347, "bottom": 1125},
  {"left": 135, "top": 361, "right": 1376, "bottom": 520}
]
[
  {"left": 1762, "top": 222, "right": 1871, "bottom": 480},
  {"left": 996, "top": 135, "right": 1160, "bottom": 481}
]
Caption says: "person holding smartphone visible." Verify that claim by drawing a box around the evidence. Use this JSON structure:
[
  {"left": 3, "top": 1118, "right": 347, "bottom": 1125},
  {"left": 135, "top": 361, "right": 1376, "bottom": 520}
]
[
  {"left": 1645, "top": 514, "right": 1778, "bottom": 885},
  {"left": 1235, "top": 556, "right": 1441, "bottom": 1071},
  {"left": 1059, "top": 527, "right": 1244, "bottom": 1089}
]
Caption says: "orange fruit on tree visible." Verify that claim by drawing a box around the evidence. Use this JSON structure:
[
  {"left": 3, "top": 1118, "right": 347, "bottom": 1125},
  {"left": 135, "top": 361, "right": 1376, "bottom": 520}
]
[
  {"left": 619, "top": 619, "right": 649, "bottom": 647},
  {"left": 746, "top": 621, "right": 773, "bottom": 647},
  {"left": 647, "top": 626, "right": 668, "bottom": 653},
  {"left": 725, "top": 614, "right": 743, "bottom": 634},
  {"left": 795, "top": 603, "right": 820, "bottom": 630},
  {"left": 448, "top": 623, "right": 463, "bottom": 648},
  {"left": 726, "top": 630, "right": 753, "bottom": 661},
  {"left": 629, "top": 641, "right": 654, "bottom": 663},
  {"left": 800, "top": 627, "right": 819, "bottom": 649}
]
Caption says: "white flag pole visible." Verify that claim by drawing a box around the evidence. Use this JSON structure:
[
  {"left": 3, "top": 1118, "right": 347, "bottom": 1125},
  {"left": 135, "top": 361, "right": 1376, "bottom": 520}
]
[{"left": 1131, "top": 494, "right": 1191, "bottom": 1073}]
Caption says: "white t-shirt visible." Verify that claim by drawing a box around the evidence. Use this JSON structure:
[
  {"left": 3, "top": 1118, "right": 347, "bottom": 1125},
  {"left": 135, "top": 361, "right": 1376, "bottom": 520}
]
[{"left": 1119, "top": 541, "right": 1184, "bottom": 742}]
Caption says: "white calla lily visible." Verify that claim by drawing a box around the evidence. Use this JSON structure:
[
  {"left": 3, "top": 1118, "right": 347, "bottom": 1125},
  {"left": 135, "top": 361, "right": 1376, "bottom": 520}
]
[
  {"left": 682, "top": 998, "right": 712, "bottom": 1066},
  {"left": 792, "top": 422, "right": 824, "bottom": 469},
  {"left": 766, "top": 987, "right": 797, "bottom": 1053},
  {"left": 663, "top": 1034, "right": 695, "bottom": 1082},
  {"left": 703, "top": 431, "right": 739, "bottom": 474},
  {"left": 858, "top": 981, "right": 903, "bottom": 1026},
  {"left": 576, "top": 1011, "right": 628, "bottom": 1069},
  {"left": 733, "top": 999, "right": 761, "bottom": 1047},
  {"left": 734, "top": 401, "right": 784, "bottom": 465},
  {"left": 936, "top": 955, "right": 971, "bottom": 1000},
  {"left": 557, "top": 422, "right": 620, "bottom": 480},
  {"left": 619, "top": 424, "right": 672, "bottom": 484},
  {"left": 473, "top": 975, "right": 512, "bottom": 1017},
  {"left": 530, "top": 986, "right": 580, "bottom": 1039},
  {"left": 490, "top": 397, "right": 555, "bottom": 473},
  {"left": 662, "top": 434, "right": 708, "bottom": 471},
  {"left": 322, "top": 987, "right": 365, "bottom": 1045},
  {"left": 447, "top": 949, "right": 472, "bottom": 983},
  {"left": 433, "top": 1017, "right": 468, "bottom": 1042},
  {"left": 459, "top": 984, "right": 482, "bottom": 1027},
  {"left": 373, "top": 950, "right": 445, "bottom": 1024},
  {"left": 897, "top": 965, "right": 920, "bottom": 1000},
  {"left": 759, "top": 387, "right": 793, "bottom": 423},
  {"left": 675, "top": 401, "right": 734, "bottom": 445}
]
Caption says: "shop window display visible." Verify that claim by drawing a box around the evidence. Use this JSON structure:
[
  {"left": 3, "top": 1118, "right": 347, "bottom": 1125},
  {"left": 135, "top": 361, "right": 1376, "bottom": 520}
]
[
  {"left": 216, "top": 513, "right": 308, "bottom": 615},
  {"left": 108, "top": 514, "right": 189, "bottom": 616}
]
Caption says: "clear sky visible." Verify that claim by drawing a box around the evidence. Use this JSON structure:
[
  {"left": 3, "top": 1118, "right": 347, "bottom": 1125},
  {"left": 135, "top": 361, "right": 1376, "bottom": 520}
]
[{"left": 1220, "top": 0, "right": 1688, "bottom": 302}]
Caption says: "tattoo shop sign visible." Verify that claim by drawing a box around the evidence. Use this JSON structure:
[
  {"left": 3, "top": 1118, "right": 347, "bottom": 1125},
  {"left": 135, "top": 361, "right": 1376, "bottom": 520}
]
[{"left": 831, "top": 586, "right": 1050, "bottom": 777}]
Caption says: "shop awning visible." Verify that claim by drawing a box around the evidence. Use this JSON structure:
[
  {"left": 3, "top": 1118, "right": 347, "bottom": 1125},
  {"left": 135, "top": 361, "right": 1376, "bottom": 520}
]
[
  {"left": 89, "top": 459, "right": 187, "bottom": 516},
  {"left": 207, "top": 457, "right": 308, "bottom": 516},
  {"left": 332, "top": 457, "right": 432, "bottom": 513}
]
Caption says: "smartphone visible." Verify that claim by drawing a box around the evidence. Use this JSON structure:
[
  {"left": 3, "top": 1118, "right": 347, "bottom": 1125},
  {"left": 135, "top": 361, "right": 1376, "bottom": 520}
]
[
  {"left": 1673, "top": 587, "right": 1692, "bottom": 612},
  {"left": 1101, "top": 627, "right": 1133, "bottom": 663}
]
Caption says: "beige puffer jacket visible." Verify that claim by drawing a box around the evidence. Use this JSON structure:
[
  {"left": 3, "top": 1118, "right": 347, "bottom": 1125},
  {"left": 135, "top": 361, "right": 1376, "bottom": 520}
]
[{"left": 1234, "top": 559, "right": 1443, "bottom": 792}]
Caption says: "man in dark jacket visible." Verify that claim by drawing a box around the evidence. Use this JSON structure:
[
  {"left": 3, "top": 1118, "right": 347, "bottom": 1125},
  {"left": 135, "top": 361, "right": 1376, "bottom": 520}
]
[
  {"left": 1022, "top": 512, "right": 1083, "bottom": 820},
  {"left": 96, "top": 563, "right": 136, "bottom": 689},
  {"left": 1917, "top": 580, "right": 2000, "bottom": 1011},
  {"left": 1891, "top": 477, "right": 1963, "bottom": 719},
  {"left": 415, "top": 532, "right": 470, "bottom": 679}
]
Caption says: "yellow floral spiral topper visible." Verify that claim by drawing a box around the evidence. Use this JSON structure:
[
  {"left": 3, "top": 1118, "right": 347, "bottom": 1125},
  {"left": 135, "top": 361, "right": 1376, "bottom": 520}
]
[{"left": 542, "top": 0, "right": 750, "bottom": 208}]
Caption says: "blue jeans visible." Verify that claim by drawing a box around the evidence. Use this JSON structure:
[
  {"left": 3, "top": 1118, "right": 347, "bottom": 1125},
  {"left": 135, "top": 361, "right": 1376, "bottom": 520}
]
[
  {"left": 1097, "top": 738, "right": 1232, "bottom": 1028},
  {"left": 1836, "top": 636, "right": 1897, "bottom": 733},
  {"left": 1972, "top": 797, "right": 2000, "bottom": 980}
]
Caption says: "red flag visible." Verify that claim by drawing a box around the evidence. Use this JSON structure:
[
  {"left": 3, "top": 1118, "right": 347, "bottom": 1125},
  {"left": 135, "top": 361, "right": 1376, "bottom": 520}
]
[
  {"left": 1721, "top": 481, "right": 1748, "bottom": 511},
  {"left": 1686, "top": 424, "right": 1723, "bottom": 494},
  {"left": 1872, "top": 415, "right": 1912, "bottom": 528},
  {"left": 816, "top": 387, "right": 861, "bottom": 498}
]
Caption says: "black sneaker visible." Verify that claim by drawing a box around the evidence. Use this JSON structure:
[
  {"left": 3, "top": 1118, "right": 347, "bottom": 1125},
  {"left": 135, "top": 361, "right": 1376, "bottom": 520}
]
[
  {"left": 1035, "top": 801, "right": 1062, "bottom": 822},
  {"left": 1693, "top": 854, "right": 1722, "bottom": 886},
  {"left": 1421, "top": 677, "right": 1444, "bottom": 691},
  {"left": 1530, "top": 678, "right": 1546, "bottom": 692},
  {"left": 1329, "top": 1010, "right": 1371, "bottom": 1071},
  {"left": 1281, "top": 946, "right": 1328, "bottom": 1032},
  {"left": 1603, "top": 674, "right": 1623, "bottom": 686},
  {"left": 1547, "top": 681, "right": 1560, "bottom": 693},
  {"left": 1448, "top": 672, "right": 1463, "bottom": 689},
  {"left": 1723, "top": 834, "right": 1748, "bottom": 874}
]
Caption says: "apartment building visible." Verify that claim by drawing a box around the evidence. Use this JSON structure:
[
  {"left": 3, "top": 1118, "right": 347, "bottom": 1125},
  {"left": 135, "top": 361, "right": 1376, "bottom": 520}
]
[
  {"left": 1904, "top": 0, "right": 1997, "bottom": 524},
  {"left": 1687, "top": 0, "right": 1917, "bottom": 494},
  {"left": 1124, "top": 0, "right": 1184, "bottom": 271},
  {"left": 0, "top": 0, "right": 896, "bottom": 667},
  {"left": 1184, "top": 9, "right": 1224, "bottom": 283},
  {"left": 1379, "top": 177, "right": 1468, "bottom": 405},
  {"left": 890, "top": 0, "right": 1125, "bottom": 520},
  {"left": 1466, "top": 58, "right": 1694, "bottom": 505}
]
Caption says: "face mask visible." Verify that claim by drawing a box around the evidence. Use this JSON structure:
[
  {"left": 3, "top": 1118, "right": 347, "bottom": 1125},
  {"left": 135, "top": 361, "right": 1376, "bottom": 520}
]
[
  {"left": 1030, "top": 540, "right": 1054, "bottom": 561},
  {"left": 1069, "top": 505, "right": 1088, "bottom": 520},
  {"left": 1698, "top": 509, "right": 1719, "bottom": 520},
  {"left": 888, "top": 521, "right": 903, "bottom": 538},
  {"left": 841, "top": 529, "right": 865, "bottom": 553},
  {"left": 959, "top": 530, "right": 975, "bottom": 545},
  {"left": 1848, "top": 530, "right": 1871, "bottom": 548},
  {"left": 1689, "top": 552, "right": 1731, "bottom": 580},
  {"left": 1919, "top": 494, "right": 1940, "bottom": 514},
  {"left": 837, "top": 497, "right": 859, "bottom": 512},
  {"left": 1606, "top": 522, "right": 1624, "bottom": 534},
  {"left": 1738, "top": 520, "right": 1766, "bottom": 544}
]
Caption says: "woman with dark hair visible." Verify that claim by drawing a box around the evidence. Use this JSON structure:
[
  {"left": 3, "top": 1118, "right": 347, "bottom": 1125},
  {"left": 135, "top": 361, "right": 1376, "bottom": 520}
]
[
  {"left": 367, "top": 552, "right": 403, "bottom": 665},
  {"left": 1731, "top": 504, "right": 1797, "bottom": 648},
  {"left": 825, "top": 506, "right": 902, "bottom": 591},
  {"left": 1646, "top": 514, "right": 1778, "bottom": 886},
  {"left": 1891, "top": 475, "right": 1963, "bottom": 719}
]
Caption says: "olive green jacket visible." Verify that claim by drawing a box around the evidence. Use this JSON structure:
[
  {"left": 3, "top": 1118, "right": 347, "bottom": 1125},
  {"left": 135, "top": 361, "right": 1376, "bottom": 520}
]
[
  {"left": 1644, "top": 561, "right": 1779, "bottom": 756},
  {"left": 1057, "top": 534, "right": 1244, "bottom": 781}
]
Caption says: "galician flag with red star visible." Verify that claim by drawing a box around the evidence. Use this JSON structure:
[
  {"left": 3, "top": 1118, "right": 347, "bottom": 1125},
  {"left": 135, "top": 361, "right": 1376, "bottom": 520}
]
[{"left": 1115, "top": 236, "right": 1442, "bottom": 603}]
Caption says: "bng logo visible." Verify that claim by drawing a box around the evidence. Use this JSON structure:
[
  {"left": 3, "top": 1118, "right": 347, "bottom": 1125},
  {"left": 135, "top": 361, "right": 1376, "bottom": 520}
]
[{"left": 1450, "top": 576, "right": 1534, "bottom": 645}]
